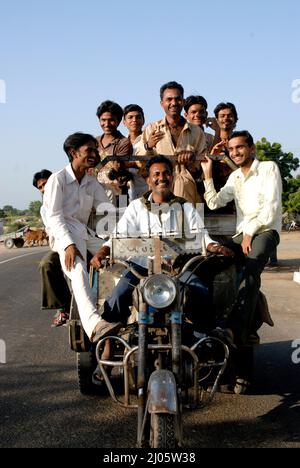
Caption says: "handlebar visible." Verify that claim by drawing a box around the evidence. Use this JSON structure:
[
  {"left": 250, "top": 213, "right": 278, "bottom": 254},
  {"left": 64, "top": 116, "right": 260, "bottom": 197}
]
[
  {"left": 101, "top": 257, "right": 146, "bottom": 280},
  {"left": 179, "top": 252, "right": 226, "bottom": 275},
  {"left": 101, "top": 252, "right": 227, "bottom": 280},
  {"left": 180, "top": 255, "right": 205, "bottom": 274},
  {"left": 97, "top": 153, "right": 237, "bottom": 169}
]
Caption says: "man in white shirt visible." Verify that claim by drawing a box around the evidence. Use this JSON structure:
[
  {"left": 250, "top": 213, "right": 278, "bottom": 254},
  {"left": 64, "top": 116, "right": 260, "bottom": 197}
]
[
  {"left": 201, "top": 130, "right": 282, "bottom": 346},
  {"left": 90, "top": 155, "right": 233, "bottom": 341},
  {"left": 43, "top": 132, "right": 118, "bottom": 342},
  {"left": 33, "top": 169, "right": 71, "bottom": 326}
]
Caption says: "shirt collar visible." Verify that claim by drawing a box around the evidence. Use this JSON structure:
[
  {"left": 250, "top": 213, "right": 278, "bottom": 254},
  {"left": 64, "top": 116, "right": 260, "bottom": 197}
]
[
  {"left": 141, "top": 190, "right": 186, "bottom": 209},
  {"left": 244, "top": 158, "right": 259, "bottom": 179},
  {"left": 127, "top": 133, "right": 142, "bottom": 146},
  {"left": 65, "top": 163, "right": 77, "bottom": 184},
  {"left": 161, "top": 116, "right": 191, "bottom": 132},
  {"left": 236, "top": 157, "right": 259, "bottom": 179},
  {"left": 249, "top": 158, "right": 259, "bottom": 173},
  {"left": 65, "top": 163, "right": 89, "bottom": 186},
  {"left": 98, "top": 130, "right": 124, "bottom": 148}
]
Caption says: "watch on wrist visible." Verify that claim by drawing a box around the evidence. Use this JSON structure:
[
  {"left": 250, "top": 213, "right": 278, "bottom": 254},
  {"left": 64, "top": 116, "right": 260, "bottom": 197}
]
[{"left": 144, "top": 142, "right": 152, "bottom": 151}]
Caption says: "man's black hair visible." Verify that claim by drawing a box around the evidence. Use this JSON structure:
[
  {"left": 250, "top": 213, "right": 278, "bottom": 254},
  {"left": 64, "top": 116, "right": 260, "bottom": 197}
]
[
  {"left": 229, "top": 130, "right": 254, "bottom": 147},
  {"left": 214, "top": 102, "right": 238, "bottom": 122},
  {"left": 160, "top": 81, "right": 184, "bottom": 100},
  {"left": 184, "top": 95, "right": 208, "bottom": 112},
  {"left": 96, "top": 100, "right": 123, "bottom": 124},
  {"left": 145, "top": 155, "right": 174, "bottom": 176},
  {"left": 63, "top": 132, "right": 98, "bottom": 162},
  {"left": 32, "top": 169, "right": 52, "bottom": 188},
  {"left": 123, "top": 104, "right": 145, "bottom": 122}
]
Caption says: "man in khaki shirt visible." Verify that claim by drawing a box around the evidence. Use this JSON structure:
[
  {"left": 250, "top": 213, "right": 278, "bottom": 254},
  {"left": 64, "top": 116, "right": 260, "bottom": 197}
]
[{"left": 135, "top": 81, "right": 207, "bottom": 204}]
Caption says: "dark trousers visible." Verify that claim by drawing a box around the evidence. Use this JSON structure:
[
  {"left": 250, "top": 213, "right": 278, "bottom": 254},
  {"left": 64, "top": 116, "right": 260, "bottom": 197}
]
[
  {"left": 269, "top": 248, "right": 278, "bottom": 263},
  {"left": 101, "top": 264, "right": 146, "bottom": 323},
  {"left": 226, "top": 230, "right": 279, "bottom": 345},
  {"left": 101, "top": 263, "right": 211, "bottom": 327},
  {"left": 39, "top": 251, "right": 71, "bottom": 310}
]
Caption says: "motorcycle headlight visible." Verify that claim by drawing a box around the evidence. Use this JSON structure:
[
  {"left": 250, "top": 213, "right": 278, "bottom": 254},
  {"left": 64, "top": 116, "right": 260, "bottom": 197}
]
[{"left": 142, "top": 274, "right": 177, "bottom": 309}]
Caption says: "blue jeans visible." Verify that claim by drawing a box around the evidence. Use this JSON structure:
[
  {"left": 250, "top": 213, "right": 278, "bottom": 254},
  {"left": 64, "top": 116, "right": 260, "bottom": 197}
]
[{"left": 101, "top": 263, "right": 212, "bottom": 328}]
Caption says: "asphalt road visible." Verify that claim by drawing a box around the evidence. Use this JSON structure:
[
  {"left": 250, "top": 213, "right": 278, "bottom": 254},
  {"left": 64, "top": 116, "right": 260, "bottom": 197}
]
[{"left": 0, "top": 233, "right": 300, "bottom": 448}]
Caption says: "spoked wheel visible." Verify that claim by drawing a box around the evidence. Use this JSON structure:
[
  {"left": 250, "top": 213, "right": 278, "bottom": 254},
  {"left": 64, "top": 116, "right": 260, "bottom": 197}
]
[
  {"left": 4, "top": 238, "right": 14, "bottom": 249},
  {"left": 150, "top": 413, "right": 177, "bottom": 448}
]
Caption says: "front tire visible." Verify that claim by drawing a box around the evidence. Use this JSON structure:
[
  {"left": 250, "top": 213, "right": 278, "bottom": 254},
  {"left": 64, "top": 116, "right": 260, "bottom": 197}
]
[{"left": 150, "top": 413, "right": 176, "bottom": 448}]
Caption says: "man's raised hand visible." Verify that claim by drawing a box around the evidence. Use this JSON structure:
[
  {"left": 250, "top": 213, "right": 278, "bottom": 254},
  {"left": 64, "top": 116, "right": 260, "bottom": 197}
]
[{"left": 200, "top": 154, "right": 213, "bottom": 179}]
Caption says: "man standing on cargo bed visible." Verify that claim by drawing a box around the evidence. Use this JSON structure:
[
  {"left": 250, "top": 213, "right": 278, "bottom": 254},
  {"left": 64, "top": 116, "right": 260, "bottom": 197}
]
[{"left": 135, "top": 81, "right": 207, "bottom": 204}]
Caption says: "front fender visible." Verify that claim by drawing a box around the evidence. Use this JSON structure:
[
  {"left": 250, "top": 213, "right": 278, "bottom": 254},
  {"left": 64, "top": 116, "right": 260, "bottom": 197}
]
[{"left": 147, "top": 370, "right": 178, "bottom": 414}]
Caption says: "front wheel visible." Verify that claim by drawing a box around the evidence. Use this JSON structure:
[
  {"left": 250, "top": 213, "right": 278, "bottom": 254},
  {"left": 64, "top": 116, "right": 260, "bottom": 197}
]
[{"left": 150, "top": 413, "right": 177, "bottom": 448}]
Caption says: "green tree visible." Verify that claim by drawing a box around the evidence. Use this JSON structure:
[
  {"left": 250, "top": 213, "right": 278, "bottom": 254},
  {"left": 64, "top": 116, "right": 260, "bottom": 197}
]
[
  {"left": 286, "top": 188, "right": 300, "bottom": 214},
  {"left": 28, "top": 200, "right": 42, "bottom": 217},
  {"left": 283, "top": 175, "right": 300, "bottom": 211},
  {"left": 5, "top": 222, "right": 27, "bottom": 234},
  {"left": 256, "top": 138, "right": 299, "bottom": 184},
  {"left": 2, "top": 205, "right": 18, "bottom": 217}
]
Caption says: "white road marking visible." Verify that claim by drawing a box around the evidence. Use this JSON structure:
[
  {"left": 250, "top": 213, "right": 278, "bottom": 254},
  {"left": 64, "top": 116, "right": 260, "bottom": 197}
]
[{"left": 0, "top": 251, "right": 44, "bottom": 265}]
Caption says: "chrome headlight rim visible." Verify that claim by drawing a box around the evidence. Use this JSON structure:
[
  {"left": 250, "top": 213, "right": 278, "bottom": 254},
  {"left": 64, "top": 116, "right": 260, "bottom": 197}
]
[{"left": 142, "top": 273, "right": 177, "bottom": 309}]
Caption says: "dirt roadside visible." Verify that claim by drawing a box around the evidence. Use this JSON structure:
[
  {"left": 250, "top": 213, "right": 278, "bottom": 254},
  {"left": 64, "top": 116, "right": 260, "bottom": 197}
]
[{"left": 261, "top": 231, "right": 300, "bottom": 343}]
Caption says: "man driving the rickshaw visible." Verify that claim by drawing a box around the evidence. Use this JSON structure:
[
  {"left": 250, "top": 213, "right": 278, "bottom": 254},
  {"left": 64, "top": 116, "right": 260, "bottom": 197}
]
[{"left": 90, "top": 155, "right": 234, "bottom": 342}]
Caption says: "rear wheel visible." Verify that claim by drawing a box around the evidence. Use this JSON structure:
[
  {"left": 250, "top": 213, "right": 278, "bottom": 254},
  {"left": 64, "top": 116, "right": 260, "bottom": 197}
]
[
  {"left": 14, "top": 238, "right": 24, "bottom": 248},
  {"left": 77, "top": 350, "right": 98, "bottom": 395},
  {"left": 4, "top": 238, "right": 14, "bottom": 249},
  {"left": 150, "top": 413, "right": 177, "bottom": 448}
]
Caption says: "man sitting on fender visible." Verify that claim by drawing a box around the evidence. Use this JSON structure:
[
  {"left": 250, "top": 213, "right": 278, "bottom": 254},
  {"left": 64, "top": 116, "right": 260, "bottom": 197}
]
[{"left": 200, "top": 130, "right": 282, "bottom": 346}]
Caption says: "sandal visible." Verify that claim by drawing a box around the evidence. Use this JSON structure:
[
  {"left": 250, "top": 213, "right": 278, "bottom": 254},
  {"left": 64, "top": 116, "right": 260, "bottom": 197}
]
[
  {"left": 92, "top": 364, "right": 112, "bottom": 385},
  {"left": 51, "top": 310, "right": 69, "bottom": 327},
  {"left": 234, "top": 377, "right": 251, "bottom": 395}
]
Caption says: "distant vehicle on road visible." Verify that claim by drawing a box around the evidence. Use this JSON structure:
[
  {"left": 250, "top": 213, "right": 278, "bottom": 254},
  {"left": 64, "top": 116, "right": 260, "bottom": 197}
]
[
  {"left": 0, "top": 226, "right": 27, "bottom": 249},
  {"left": 285, "top": 219, "right": 300, "bottom": 232},
  {"left": 0, "top": 226, "right": 48, "bottom": 249}
]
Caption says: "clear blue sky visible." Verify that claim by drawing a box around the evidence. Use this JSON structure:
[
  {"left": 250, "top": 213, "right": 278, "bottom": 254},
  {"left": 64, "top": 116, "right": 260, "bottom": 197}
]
[{"left": 0, "top": 0, "right": 299, "bottom": 209}]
